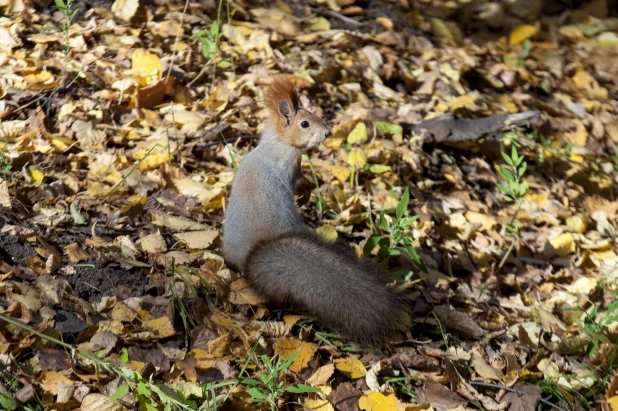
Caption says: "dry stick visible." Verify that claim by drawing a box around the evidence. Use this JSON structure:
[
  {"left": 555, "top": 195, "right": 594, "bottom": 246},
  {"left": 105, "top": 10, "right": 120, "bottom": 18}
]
[
  {"left": 164, "top": 0, "right": 190, "bottom": 84},
  {"left": 199, "top": 134, "right": 259, "bottom": 148},
  {"left": 469, "top": 382, "right": 568, "bottom": 411},
  {"left": 317, "top": 8, "right": 364, "bottom": 27}
]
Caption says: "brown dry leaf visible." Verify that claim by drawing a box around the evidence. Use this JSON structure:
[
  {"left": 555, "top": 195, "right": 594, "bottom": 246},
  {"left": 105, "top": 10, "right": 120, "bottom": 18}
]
[
  {"left": 0, "top": 178, "right": 10, "bottom": 208},
  {"left": 64, "top": 243, "right": 91, "bottom": 263},
  {"left": 307, "top": 363, "right": 335, "bottom": 386},
  {"left": 250, "top": 8, "right": 300, "bottom": 36},
  {"left": 73, "top": 120, "right": 106, "bottom": 146},
  {"left": 327, "top": 382, "right": 361, "bottom": 411},
  {"left": 416, "top": 379, "right": 466, "bottom": 411},
  {"left": 273, "top": 337, "right": 318, "bottom": 373},
  {"left": 150, "top": 210, "right": 209, "bottom": 232},
  {"left": 172, "top": 230, "right": 219, "bottom": 250},
  {"left": 80, "top": 393, "right": 130, "bottom": 411},
  {"left": 138, "top": 230, "right": 167, "bottom": 253},
  {"left": 471, "top": 353, "right": 505, "bottom": 381}
]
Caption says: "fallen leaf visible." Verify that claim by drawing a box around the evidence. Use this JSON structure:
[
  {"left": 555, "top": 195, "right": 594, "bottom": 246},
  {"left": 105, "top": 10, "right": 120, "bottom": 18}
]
[
  {"left": 510, "top": 24, "right": 537, "bottom": 44},
  {"left": 273, "top": 338, "right": 318, "bottom": 373},
  {"left": 334, "top": 358, "right": 367, "bottom": 379},
  {"left": 358, "top": 391, "right": 400, "bottom": 411},
  {"left": 173, "top": 230, "right": 219, "bottom": 250}
]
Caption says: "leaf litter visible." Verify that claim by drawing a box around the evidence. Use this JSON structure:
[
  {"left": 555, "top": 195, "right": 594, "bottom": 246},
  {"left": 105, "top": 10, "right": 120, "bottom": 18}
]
[{"left": 0, "top": 0, "right": 618, "bottom": 409}]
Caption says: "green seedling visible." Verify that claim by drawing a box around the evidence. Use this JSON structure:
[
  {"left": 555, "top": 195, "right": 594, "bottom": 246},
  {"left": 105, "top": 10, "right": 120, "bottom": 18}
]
[
  {"left": 364, "top": 187, "right": 426, "bottom": 279},
  {"left": 240, "top": 350, "right": 320, "bottom": 411}
]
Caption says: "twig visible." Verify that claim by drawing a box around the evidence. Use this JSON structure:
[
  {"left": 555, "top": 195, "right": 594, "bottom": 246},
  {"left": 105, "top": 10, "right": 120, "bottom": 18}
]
[
  {"left": 318, "top": 8, "right": 364, "bottom": 27},
  {"left": 469, "top": 381, "right": 523, "bottom": 396},
  {"left": 540, "top": 396, "right": 569, "bottom": 411},
  {"left": 498, "top": 302, "right": 532, "bottom": 312},
  {"left": 165, "top": 0, "right": 190, "bottom": 83},
  {"left": 199, "top": 134, "right": 259, "bottom": 148}
]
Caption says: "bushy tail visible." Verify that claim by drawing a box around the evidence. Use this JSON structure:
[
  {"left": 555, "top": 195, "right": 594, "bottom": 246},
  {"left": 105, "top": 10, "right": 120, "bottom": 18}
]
[{"left": 245, "top": 232, "right": 410, "bottom": 346}]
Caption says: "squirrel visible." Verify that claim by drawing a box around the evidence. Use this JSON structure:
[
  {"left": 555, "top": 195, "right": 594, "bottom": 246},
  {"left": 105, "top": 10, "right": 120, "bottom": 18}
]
[{"left": 222, "top": 76, "right": 410, "bottom": 346}]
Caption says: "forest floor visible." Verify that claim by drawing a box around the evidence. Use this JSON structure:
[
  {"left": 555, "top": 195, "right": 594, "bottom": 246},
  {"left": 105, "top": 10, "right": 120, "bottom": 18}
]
[{"left": 0, "top": 0, "right": 618, "bottom": 409}]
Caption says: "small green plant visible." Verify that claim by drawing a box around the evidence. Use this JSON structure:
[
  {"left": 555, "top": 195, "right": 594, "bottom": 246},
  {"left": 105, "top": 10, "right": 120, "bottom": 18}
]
[
  {"left": 612, "top": 147, "right": 618, "bottom": 172},
  {"left": 0, "top": 141, "right": 12, "bottom": 178},
  {"left": 505, "top": 38, "right": 532, "bottom": 69},
  {"left": 571, "top": 298, "right": 618, "bottom": 358},
  {"left": 383, "top": 376, "right": 418, "bottom": 402},
  {"left": 240, "top": 351, "right": 320, "bottom": 410},
  {"left": 364, "top": 187, "right": 426, "bottom": 279},
  {"left": 53, "top": 0, "right": 78, "bottom": 54},
  {"left": 520, "top": 130, "right": 571, "bottom": 167},
  {"left": 496, "top": 145, "right": 529, "bottom": 269},
  {"left": 0, "top": 375, "right": 43, "bottom": 411},
  {"left": 190, "top": 20, "right": 231, "bottom": 86},
  {"left": 303, "top": 152, "right": 336, "bottom": 218},
  {"left": 165, "top": 258, "right": 197, "bottom": 349},
  {"left": 0, "top": 313, "right": 231, "bottom": 411}
]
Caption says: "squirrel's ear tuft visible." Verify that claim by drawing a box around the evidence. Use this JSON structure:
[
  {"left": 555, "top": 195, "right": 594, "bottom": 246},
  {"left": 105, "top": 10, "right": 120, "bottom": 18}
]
[{"left": 264, "top": 75, "right": 299, "bottom": 123}]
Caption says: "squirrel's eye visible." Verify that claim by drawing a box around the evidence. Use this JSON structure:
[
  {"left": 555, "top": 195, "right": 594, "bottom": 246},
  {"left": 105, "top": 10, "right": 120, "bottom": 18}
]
[{"left": 300, "top": 121, "right": 310, "bottom": 128}]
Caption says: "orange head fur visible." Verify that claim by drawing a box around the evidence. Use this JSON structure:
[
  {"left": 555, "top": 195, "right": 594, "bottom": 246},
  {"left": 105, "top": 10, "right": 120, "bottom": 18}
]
[{"left": 263, "top": 76, "right": 330, "bottom": 149}]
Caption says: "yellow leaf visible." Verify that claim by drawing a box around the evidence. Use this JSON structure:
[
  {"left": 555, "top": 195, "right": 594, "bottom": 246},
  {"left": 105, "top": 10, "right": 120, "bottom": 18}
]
[
  {"left": 274, "top": 337, "right": 319, "bottom": 373},
  {"left": 448, "top": 95, "right": 475, "bottom": 110},
  {"left": 132, "top": 49, "right": 163, "bottom": 86},
  {"left": 549, "top": 233, "right": 576, "bottom": 257},
  {"left": 358, "top": 391, "right": 400, "bottom": 411},
  {"left": 376, "top": 17, "right": 393, "bottom": 30},
  {"left": 111, "top": 302, "right": 137, "bottom": 322},
  {"left": 608, "top": 396, "right": 618, "bottom": 411},
  {"left": 316, "top": 224, "right": 338, "bottom": 242},
  {"left": 24, "top": 70, "right": 60, "bottom": 91},
  {"left": 347, "top": 122, "right": 368, "bottom": 145},
  {"left": 510, "top": 24, "right": 537, "bottom": 44},
  {"left": 309, "top": 16, "right": 330, "bottom": 31},
  {"left": 523, "top": 192, "right": 548, "bottom": 206},
  {"left": 27, "top": 168, "right": 44, "bottom": 186},
  {"left": 144, "top": 316, "right": 176, "bottom": 338},
  {"left": 40, "top": 371, "right": 72, "bottom": 395},
  {"left": 137, "top": 152, "right": 170, "bottom": 171},
  {"left": 566, "top": 215, "right": 586, "bottom": 233},
  {"left": 465, "top": 211, "right": 496, "bottom": 232},
  {"left": 347, "top": 151, "right": 367, "bottom": 168},
  {"left": 572, "top": 69, "right": 595, "bottom": 91},
  {"left": 283, "top": 315, "right": 303, "bottom": 328},
  {"left": 188, "top": 349, "right": 218, "bottom": 369},
  {"left": 369, "top": 165, "right": 391, "bottom": 174},
  {"left": 334, "top": 358, "right": 367, "bottom": 379},
  {"left": 329, "top": 166, "right": 351, "bottom": 183},
  {"left": 0, "top": 333, "right": 10, "bottom": 354},
  {"left": 305, "top": 398, "right": 334, "bottom": 411}
]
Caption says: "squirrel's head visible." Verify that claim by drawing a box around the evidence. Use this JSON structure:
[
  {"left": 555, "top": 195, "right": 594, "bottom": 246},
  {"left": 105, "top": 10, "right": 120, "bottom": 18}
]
[{"left": 264, "top": 76, "right": 330, "bottom": 149}]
